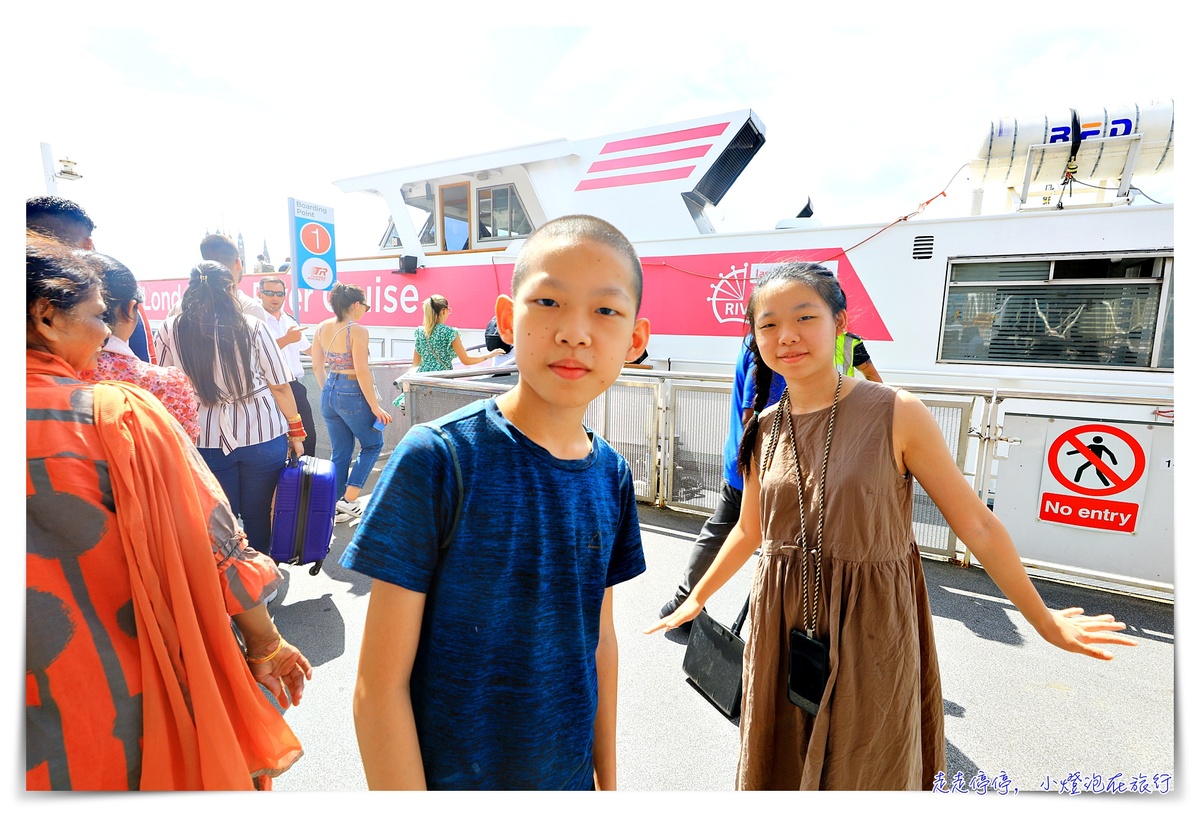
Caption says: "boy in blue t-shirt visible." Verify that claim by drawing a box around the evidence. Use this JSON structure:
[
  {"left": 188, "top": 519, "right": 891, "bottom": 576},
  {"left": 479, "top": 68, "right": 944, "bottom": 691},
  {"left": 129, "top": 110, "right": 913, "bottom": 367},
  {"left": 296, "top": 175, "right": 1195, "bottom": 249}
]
[{"left": 341, "top": 214, "right": 652, "bottom": 790}]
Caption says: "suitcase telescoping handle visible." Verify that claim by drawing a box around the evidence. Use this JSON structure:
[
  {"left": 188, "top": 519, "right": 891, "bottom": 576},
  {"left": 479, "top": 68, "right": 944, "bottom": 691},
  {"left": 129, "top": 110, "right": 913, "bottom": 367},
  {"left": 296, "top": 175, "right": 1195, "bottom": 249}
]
[{"left": 290, "top": 454, "right": 312, "bottom": 567}]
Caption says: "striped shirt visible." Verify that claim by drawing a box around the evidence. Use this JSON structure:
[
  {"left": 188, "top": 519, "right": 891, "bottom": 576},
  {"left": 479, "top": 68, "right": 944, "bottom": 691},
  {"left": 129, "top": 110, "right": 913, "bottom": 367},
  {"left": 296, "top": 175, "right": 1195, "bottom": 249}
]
[{"left": 155, "top": 314, "right": 291, "bottom": 454}]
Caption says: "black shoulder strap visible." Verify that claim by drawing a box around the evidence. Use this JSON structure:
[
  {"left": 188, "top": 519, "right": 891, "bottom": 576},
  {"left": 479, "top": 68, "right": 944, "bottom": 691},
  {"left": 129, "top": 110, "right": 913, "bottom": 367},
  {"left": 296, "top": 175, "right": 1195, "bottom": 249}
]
[
  {"left": 429, "top": 425, "right": 464, "bottom": 554},
  {"left": 731, "top": 593, "right": 751, "bottom": 636}
]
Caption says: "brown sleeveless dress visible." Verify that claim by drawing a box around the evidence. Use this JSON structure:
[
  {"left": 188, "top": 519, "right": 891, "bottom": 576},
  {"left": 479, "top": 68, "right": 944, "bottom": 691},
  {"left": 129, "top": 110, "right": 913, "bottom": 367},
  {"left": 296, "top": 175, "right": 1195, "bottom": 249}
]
[{"left": 738, "top": 380, "right": 945, "bottom": 790}]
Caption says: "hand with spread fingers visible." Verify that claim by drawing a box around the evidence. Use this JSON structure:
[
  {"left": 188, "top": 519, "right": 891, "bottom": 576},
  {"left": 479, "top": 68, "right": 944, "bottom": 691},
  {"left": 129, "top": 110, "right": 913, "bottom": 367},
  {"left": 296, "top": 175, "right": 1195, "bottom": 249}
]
[
  {"left": 1037, "top": 607, "right": 1138, "bottom": 660},
  {"left": 246, "top": 637, "right": 314, "bottom": 708},
  {"left": 644, "top": 596, "right": 703, "bottom": 636}
]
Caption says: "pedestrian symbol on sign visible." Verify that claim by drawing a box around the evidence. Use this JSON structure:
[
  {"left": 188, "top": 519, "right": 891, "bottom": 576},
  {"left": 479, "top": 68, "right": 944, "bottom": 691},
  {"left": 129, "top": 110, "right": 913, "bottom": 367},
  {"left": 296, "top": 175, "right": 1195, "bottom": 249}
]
[
  {"left": 1047, "top": 423, "right": 1146, "bottom": 498},
  {"left": 1067, "top": 436, "right": 1118, "bottom": 486}
]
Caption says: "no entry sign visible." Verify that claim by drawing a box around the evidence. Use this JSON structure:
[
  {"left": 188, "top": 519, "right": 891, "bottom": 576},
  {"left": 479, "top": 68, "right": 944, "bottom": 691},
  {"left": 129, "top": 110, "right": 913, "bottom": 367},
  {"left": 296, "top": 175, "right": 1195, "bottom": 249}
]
[{"left": 1039, "top": 421, "right": 1151, "bottom": 534}]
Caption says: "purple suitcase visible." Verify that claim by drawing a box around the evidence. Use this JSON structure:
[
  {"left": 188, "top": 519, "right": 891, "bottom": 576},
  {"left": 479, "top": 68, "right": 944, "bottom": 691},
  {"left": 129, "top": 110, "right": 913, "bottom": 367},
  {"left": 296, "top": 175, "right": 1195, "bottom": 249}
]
[{"left": 270, "top": 455, "right": 337, "bottom": 575}]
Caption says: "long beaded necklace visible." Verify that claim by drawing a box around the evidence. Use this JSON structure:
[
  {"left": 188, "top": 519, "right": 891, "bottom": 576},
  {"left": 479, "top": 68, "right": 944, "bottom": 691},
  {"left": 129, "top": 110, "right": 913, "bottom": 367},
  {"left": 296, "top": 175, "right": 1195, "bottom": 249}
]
[{"left": 760, "top": 374, "right": 842, "bottom": 638}]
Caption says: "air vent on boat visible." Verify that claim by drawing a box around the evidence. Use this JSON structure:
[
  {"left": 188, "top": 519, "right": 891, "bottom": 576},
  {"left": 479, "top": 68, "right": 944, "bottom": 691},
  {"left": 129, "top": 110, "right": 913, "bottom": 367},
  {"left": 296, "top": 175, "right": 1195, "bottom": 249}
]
[
  {"left": 693, "top": 119, "right": 765, "bottom": 206},
  {"left": 912, "top": 235, "right": 934, "bottom": 259}
]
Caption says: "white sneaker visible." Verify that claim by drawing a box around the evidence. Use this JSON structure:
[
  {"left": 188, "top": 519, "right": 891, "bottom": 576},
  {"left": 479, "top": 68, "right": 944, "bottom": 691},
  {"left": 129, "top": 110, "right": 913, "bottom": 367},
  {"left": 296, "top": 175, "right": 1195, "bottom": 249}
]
[{"left": 335, "top": 498, "right": 363, "bottom": 523}]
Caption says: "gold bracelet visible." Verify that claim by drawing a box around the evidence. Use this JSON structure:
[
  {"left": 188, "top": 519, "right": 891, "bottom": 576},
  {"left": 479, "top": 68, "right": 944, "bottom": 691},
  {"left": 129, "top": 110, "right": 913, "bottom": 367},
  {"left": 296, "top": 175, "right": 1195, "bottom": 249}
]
[{"left": 246, "top": 639, "right": 284, "bottom": 664}]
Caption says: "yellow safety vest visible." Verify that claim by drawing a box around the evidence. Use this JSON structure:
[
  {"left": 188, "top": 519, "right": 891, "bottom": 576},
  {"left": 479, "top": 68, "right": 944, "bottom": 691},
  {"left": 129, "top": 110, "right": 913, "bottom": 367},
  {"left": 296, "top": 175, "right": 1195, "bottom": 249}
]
[{"left": 835, "top": 334, "right": 858, "bottom": 377}]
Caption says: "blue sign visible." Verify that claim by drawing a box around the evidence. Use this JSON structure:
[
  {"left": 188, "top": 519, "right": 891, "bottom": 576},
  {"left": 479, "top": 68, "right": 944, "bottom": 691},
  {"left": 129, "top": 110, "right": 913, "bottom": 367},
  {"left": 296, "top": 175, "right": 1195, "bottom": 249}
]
[{"left": 288, "top": 198, "right": 337, "bottom": 291}]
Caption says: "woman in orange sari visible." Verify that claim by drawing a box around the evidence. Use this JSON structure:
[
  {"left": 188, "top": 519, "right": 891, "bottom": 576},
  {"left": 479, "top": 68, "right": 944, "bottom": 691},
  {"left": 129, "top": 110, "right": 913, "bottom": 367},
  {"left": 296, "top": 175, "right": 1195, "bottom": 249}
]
[{"left": 26, "top": 231, "right": 312, "bottom": 790}]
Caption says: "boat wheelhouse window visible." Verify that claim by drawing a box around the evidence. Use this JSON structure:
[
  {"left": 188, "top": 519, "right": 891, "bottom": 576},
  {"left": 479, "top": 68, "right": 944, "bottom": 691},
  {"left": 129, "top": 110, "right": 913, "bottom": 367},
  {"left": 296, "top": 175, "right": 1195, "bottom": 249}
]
[
  {"left": 940, "top": 255, "right": 1172, "bottom": 371},
  {"left": 440, "top": 182, "right": 471, "bottom": 251},
  {"left": 403, "top": 185, "right": 438, "bottom": 247},
  {"left": 379, "top": 218, "right": 403, "bottom": 250},
  {"left": 477, "top": 184, "right": 532, "bottom": 242},
  {"left": 418, "top": 214, "right": 437, "bottom": 246}
]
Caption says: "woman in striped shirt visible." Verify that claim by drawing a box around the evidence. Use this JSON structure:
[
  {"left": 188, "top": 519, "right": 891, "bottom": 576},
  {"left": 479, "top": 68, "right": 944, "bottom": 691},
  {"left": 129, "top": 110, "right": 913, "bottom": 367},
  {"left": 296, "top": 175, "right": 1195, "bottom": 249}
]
[{"left": 156, "top": 261, "right": 306, "bottom": 555}]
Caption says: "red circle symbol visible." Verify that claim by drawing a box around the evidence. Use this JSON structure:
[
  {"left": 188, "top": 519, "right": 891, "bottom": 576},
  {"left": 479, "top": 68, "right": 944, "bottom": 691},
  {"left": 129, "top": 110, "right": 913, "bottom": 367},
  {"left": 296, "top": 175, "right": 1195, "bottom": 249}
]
[
  {"left": 1047, "top": 423, "right": 1145, "bottom": 497},
  {"left": 300, "top": 222, "right": 332, "bottom": 255}
]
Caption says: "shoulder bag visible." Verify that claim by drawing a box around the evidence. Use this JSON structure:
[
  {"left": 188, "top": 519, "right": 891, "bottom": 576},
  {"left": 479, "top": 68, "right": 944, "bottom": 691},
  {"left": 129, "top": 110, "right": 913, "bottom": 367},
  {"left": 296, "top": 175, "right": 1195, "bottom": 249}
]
[{"left": 682, "top": 593, "right": 751, "bottom": 722}]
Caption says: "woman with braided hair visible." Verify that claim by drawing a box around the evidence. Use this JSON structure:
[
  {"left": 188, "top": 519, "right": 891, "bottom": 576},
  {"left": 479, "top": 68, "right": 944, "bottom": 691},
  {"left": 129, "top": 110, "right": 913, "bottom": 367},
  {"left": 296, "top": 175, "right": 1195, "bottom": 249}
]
[
  {"left": 648, "top": 261, "right": 1135, "bottom": 790},
  {"left": 155, "top": 260, "right": 306, "bottom": 556}
]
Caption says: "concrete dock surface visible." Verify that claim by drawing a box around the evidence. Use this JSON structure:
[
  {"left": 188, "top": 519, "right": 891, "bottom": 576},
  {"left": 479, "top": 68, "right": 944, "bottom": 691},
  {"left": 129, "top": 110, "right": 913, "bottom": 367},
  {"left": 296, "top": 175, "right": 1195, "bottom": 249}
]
[{"left": 266, "top": 501, "right": 1174, "bottom": 797}]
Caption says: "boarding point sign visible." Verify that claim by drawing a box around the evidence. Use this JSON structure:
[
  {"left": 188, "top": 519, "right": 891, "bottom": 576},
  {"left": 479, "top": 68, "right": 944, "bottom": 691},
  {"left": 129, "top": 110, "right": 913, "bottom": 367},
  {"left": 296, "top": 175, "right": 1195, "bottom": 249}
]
[
  {"left": 289, "top": 198, "right": 337, "bottom": 291},
  {"left": 1038, "top": 421, "right": 1151, "bottom": 534}
]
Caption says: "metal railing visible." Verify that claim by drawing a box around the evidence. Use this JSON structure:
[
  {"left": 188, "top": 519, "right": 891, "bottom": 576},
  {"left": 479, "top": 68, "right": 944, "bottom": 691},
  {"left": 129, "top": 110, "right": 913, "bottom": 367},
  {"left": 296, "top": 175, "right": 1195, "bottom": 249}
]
[{"left": 333, "top": 362, "right": 1173, "bottom": 599}]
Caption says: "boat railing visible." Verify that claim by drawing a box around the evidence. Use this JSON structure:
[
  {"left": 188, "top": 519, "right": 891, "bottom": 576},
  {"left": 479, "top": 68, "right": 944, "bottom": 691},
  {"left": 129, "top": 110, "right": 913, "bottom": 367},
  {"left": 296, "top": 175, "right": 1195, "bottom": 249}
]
[{"left": 299, "top": 362, "right": 1173, "bottom": 601}]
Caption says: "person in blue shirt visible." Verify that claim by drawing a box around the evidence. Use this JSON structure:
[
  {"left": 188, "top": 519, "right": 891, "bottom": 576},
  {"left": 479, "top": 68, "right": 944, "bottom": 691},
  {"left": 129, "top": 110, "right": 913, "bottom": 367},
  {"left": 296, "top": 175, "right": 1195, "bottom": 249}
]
[
  {"left": 659, "top": 336, "right": 784, "bottom": 627},
  {"left": 341, "top": 214, "right": 652, "bottom": 790},
  {"left": 659, "top": 328, "right": 882, "bottom": 627}
]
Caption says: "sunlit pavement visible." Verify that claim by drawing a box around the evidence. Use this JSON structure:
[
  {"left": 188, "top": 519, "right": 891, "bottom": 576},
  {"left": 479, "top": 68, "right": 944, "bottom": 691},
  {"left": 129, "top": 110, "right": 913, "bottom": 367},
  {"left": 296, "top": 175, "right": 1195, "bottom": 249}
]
[{"left": 268, "top": 500, "right": 1173, "bottom": 794}]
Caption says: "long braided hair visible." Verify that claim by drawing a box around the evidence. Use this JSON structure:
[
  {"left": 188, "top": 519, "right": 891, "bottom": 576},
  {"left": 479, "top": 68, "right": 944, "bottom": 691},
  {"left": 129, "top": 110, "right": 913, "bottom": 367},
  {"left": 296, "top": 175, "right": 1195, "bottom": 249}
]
[
  {"left": 736, "top": 262, "right": 847, "bottom": 476},
  {"left": 175, "top": 261, "right": 256, "bottom": 406}
]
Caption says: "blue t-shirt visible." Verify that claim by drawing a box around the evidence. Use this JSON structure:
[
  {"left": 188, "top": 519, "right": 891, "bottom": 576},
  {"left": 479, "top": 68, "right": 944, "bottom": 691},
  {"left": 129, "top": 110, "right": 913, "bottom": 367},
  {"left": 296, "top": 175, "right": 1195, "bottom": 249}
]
[
  {"left": 722, "top": 339, "right": 785, "bottom": 490},
  {"left": 340, "top": 398, "right": 646, "bottom": 790}
]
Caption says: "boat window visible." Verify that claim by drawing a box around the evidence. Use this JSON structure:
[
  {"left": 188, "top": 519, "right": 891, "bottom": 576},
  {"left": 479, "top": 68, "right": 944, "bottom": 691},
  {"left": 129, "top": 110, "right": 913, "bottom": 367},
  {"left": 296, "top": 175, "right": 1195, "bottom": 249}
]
[
  {"left": 440, "top": 183, "right": 471, "bottom": 251},
  {"left": 940, "top": 255, "right": 1171, "bottom": 370},
  {"left": 418, "top": 213, "right": 437, "bottom": 246},
  {"left": 1156, "top": 271, "right": 1173, "bottom": 369},
  {"left": 950, "top": 261, "right": 1050, "bottom": 283},
  {"left": 477, "top": 184, "right": 533, "bottom": 242},
  {"left": 403, "top": 184, "right": 438, "bottom": 247}
]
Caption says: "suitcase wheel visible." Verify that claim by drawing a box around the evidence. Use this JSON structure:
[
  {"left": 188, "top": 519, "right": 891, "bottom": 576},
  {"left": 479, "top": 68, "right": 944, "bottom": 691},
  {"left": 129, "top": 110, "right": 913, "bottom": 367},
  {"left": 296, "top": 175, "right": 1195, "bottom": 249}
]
[{"left": 308, "top": 560, "right": 324, "bottom": 577}]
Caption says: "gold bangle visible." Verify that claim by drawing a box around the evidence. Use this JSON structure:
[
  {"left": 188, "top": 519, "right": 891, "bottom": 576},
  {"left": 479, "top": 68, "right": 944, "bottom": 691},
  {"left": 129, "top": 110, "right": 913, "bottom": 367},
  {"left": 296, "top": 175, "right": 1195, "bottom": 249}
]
[
  {"left": 247, "top": 639, "right": 284, "bottom": 664},
  {"left": 286, "top": 414, "right": 302, "bottom": 423}
]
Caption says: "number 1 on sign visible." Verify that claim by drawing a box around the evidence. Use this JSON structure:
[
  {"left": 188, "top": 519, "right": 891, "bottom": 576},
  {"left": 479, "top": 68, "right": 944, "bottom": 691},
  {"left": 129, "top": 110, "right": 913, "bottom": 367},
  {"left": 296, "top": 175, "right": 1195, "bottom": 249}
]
[{"left": 301, "top": 223, "right": 331, "bottom": 254}]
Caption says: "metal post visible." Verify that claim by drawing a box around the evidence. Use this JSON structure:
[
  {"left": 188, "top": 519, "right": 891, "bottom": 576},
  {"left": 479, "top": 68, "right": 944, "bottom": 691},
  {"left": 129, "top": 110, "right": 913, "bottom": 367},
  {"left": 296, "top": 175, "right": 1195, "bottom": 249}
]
[{"left": 40, "top": 143, "right": 59, "bottom": 196}]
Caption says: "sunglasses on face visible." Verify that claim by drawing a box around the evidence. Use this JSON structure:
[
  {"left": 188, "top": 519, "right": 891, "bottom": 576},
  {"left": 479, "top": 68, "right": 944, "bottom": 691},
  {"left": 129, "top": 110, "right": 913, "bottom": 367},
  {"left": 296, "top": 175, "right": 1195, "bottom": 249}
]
[
  {"left": 260, "top": 290, "right": 286, "bottom": 297},
  {"left": 359, "top": 301, "right": 371, "bottom": 311}
]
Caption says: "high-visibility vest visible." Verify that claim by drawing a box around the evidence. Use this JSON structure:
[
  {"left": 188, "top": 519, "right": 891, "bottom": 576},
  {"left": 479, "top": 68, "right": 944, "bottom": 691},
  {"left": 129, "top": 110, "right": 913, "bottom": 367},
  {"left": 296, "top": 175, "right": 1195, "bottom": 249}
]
[{"left": 835, "top": 334, "right": 858, "bottom": 377}]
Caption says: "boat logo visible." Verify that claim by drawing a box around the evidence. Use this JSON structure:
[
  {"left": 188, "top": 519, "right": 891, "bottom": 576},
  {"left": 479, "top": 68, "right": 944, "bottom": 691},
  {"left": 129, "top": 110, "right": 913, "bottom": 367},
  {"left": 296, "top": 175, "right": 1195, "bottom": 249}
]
[
  {"left": 1050, "top": 118, "right": 1134, "bottom": 143},
  {"left": 710, "top": 263, "right": 756, "bottom": 324},
  {"left": 708, "top": 261, "right": 840, "bottom": 324}
]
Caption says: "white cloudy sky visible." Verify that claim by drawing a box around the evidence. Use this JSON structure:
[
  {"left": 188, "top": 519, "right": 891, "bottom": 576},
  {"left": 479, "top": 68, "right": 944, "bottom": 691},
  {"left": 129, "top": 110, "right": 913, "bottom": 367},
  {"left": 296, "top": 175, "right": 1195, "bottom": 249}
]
[{"left": 11, "top": 3, "right": 1180, "bottom": 283}]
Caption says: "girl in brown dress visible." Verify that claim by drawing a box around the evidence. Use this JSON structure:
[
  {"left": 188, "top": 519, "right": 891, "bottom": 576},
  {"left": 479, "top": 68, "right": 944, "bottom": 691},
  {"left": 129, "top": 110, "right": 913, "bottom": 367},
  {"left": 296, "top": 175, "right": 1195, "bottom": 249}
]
[{"left": 648, "top": 262, "right": 1136, "bottom": 790}]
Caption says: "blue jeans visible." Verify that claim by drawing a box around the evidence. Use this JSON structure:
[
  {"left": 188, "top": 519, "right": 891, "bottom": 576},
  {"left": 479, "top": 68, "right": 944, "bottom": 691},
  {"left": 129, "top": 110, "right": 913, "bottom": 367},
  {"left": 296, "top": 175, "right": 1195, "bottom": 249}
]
[
  {"left": 200, "top": 434, "right": 288, "bottom": 556},
  {"left": 321, "top": 373, "right": 385, "bottom": 500}
]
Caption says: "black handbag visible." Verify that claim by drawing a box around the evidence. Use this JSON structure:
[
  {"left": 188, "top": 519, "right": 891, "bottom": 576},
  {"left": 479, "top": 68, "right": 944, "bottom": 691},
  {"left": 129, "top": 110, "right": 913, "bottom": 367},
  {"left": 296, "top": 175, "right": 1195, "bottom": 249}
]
[{"left": 681, "top": 594, "right": 751, "bottom": 722}]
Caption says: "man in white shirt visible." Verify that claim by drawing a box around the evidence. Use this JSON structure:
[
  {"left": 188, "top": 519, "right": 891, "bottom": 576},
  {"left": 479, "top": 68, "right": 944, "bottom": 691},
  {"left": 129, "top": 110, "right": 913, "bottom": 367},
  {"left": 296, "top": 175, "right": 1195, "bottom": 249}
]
[
  {"left": 259, "top": 276, "right": 317, "bottom": 457},
  {"left": 169, "top": 233, "right": 270, "bottom": 322}
]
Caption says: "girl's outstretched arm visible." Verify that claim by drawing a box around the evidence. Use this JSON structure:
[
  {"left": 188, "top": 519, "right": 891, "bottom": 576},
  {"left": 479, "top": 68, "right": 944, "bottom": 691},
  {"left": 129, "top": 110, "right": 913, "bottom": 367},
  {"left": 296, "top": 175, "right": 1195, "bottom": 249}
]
[
  {"left": 645, "top": 463, "right": 764, "bottom": 634},
  {"left": 895, "top": 390, "right": 1137, "bottom": 660}
]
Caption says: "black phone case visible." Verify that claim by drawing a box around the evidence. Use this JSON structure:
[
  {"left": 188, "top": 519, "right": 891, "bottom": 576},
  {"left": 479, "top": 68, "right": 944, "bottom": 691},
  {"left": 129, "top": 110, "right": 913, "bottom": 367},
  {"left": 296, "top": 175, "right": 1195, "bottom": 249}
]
[{"left": 787, "top": 628, "right": 829, "bottom": 716}]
